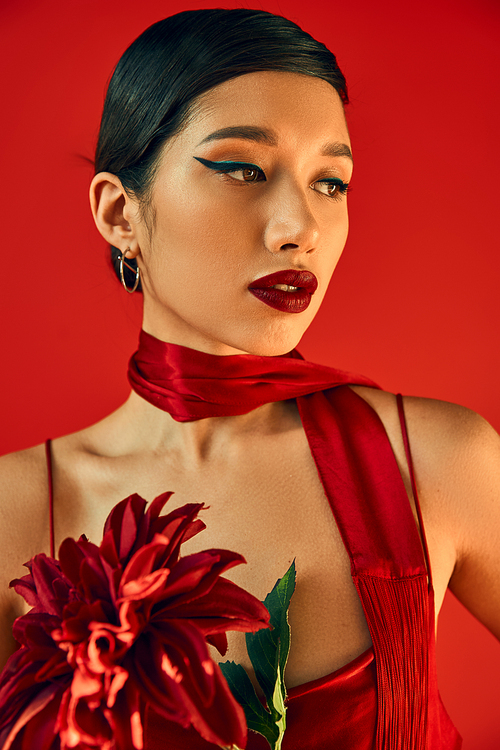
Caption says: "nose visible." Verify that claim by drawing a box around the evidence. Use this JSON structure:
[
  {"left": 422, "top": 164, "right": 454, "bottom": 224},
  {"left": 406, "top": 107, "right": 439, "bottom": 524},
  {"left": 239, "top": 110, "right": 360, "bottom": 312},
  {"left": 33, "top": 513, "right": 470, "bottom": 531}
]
[{"left": 263, "top": 181, "right": 320, "bottom": 255}]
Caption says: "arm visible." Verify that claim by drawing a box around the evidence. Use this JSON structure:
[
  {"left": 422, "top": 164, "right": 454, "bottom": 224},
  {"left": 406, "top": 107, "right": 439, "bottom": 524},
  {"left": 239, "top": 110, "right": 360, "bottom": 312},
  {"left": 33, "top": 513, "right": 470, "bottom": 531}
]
[{"left": 418, "top": 402, "right": 500, "bottom": 639}]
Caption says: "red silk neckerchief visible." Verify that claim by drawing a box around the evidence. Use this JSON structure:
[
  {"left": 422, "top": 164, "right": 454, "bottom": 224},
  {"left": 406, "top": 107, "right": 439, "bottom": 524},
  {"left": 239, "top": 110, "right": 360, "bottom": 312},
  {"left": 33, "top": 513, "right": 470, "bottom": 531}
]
[{"left": 127, "top": 329, "right": 379, "bottom": 421}]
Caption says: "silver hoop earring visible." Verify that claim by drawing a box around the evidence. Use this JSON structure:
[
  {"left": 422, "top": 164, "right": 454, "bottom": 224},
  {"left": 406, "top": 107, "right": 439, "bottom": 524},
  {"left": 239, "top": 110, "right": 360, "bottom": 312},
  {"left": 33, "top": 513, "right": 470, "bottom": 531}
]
[{"left": 118, "top": 250, "right": 140, "bottom": 293}]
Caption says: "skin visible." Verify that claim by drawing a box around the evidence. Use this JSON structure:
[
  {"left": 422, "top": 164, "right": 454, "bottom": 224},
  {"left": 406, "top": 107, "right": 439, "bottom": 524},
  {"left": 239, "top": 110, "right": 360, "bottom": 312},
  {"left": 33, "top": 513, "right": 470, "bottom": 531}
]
[{"left": 0, "top": 72, "right": 499, "bottom": 690}]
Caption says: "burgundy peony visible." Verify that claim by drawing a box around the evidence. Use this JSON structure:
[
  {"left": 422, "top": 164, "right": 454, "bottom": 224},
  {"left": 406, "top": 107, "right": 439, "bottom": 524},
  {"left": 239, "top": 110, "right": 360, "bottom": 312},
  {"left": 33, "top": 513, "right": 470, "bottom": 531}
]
[{"left": 0, "top": 493, "right": 270, "bottom": 750}]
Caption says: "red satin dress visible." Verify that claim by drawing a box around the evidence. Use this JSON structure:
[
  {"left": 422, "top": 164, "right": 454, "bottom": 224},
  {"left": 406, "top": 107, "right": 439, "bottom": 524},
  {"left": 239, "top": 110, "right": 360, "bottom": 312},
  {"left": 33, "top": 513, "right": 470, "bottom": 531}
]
[{"left": 45, "top": 384, "right": 462, "bottom": 749}]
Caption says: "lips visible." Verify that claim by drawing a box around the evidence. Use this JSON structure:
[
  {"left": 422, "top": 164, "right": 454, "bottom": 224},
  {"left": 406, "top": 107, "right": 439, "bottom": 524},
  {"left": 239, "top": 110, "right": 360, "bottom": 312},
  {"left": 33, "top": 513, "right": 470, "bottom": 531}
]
[{"left": 248, "top": 270, "right": 318, "bottom": 314}]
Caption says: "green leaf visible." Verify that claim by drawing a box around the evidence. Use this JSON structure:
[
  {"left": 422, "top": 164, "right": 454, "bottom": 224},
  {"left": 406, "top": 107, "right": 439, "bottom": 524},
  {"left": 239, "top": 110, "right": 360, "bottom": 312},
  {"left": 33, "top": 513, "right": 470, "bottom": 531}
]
[
  {"left": 220, "top": 561, "right": 296, "bottom": 750},
  {"left": 270, "top": 661, "right": 287, "bottom": 749},
  {"left": 219, "top": 661, "right": 279, "bottom": 745},
  {"left": 245, "top": 560, "right": 296, "bottom": 706}
]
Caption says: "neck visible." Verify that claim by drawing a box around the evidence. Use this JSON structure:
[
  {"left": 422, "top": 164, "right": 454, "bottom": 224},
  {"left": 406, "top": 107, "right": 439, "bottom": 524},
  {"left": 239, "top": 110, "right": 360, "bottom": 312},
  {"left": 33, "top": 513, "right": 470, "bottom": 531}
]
[
  {"left": 113, "top": 390, "right": 296, "bottom": 463},
  {"left": 117, "top": 328, "right": 378, "bottom": 459}
]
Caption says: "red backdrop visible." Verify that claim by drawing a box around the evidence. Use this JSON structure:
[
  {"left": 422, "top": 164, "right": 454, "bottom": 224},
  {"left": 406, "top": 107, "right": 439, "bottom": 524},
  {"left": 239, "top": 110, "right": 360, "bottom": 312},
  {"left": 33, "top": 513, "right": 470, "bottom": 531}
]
[{"left": 1, "top": 0, "right": 499, "bottom": 745}]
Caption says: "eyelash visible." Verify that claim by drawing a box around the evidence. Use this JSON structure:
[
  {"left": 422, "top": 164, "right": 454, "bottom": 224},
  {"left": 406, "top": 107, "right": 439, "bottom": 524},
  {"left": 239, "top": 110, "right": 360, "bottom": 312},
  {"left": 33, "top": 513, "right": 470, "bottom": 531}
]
[{"left": 193, "top": 157, "right": 350, "bottom": 201}]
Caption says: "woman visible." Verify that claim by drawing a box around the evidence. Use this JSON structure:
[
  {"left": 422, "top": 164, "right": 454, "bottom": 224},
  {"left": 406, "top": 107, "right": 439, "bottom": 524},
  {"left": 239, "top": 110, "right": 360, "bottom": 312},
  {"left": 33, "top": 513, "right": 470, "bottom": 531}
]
[{"left": 0, "top": 8, "right": 499, "bottom": 749}]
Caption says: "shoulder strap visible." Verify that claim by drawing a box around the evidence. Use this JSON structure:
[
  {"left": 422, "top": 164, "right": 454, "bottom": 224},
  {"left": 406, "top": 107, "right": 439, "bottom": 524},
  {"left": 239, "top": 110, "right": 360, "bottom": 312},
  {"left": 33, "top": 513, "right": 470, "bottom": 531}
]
[
  {"left": 396, "top": 393, "right": 433, "bottom": 589},
  {"left": 44, "top": 439, "right": 55, "bottom": 558}
]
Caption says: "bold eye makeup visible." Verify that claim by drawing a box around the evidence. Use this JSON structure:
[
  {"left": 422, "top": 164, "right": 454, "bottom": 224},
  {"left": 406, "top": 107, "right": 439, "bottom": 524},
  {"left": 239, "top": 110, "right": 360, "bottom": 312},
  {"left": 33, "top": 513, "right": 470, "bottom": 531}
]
[
  {"left": 193, "top": 156, "right": 350, "bottom": 199},
  {"left": 193, "top": 157, "right": 266, "bottom": 182}
]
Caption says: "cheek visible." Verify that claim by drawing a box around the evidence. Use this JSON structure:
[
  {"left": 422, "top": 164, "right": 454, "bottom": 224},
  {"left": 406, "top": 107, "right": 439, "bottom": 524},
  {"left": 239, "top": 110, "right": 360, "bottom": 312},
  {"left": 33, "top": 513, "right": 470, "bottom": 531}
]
[
  {"left": 321, "top": 207, "right": 349, "bottom": 273},
  {"left": 145, "top": 189, "right": 259, "bottom": 309},
  {"left": 153, "top": 174, "right": 259, "bottom": 253}
]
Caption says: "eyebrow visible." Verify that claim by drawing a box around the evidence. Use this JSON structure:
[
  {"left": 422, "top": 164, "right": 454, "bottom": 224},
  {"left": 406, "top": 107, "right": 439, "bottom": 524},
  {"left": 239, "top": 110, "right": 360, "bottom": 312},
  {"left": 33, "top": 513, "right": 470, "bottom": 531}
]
[
  {"left": 198, "top": 126, "right": 278, "bottom": 147},
  {"left": 197, "top": 125, "right": 353, "bottom": 161},
  {"left": 320, "top": 142, "right": 353, "bottom": 161}
]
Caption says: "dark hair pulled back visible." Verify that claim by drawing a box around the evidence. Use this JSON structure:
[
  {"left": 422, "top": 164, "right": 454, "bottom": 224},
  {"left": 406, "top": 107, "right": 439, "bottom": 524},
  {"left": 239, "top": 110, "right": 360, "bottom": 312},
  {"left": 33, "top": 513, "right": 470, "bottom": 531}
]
[{"left": 94, "top": 8, "right": 348, "bottom": 291}]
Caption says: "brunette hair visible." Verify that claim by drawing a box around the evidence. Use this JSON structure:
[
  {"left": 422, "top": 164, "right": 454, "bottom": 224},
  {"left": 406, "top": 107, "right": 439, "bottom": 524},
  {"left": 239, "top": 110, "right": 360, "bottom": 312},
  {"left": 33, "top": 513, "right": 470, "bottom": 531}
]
[{"left": 94, "top": 8, "right": 348, "bottom": 291}]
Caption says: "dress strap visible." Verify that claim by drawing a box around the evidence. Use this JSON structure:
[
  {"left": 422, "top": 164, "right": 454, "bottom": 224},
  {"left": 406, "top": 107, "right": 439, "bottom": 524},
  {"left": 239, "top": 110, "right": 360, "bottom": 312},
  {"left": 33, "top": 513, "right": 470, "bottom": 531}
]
[
  {"left": 396, "top": 393, "right": 433, "bottom": 589},
  {"left": 44, "top": 439, "right": 55, "bottom": 558}
]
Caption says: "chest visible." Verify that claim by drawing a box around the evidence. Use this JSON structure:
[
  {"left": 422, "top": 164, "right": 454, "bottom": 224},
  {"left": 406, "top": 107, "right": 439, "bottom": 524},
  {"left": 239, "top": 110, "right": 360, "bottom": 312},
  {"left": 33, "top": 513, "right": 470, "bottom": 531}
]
[
  {"left": 57, "top": 424, "right": 374, "bottom": 687},
  {"left": 165, "top": 437, "right": 374, "bottom": 686}
]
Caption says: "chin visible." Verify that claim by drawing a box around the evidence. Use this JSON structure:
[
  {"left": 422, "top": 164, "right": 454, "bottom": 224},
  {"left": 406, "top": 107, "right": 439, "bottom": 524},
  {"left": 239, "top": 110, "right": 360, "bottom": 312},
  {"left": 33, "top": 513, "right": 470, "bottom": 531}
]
[
  {"left": 221, "top": 320, "right": 307, "bottom": 358},
  {"left": 246, "top": 339, "right": 302, "bottom": 357}
]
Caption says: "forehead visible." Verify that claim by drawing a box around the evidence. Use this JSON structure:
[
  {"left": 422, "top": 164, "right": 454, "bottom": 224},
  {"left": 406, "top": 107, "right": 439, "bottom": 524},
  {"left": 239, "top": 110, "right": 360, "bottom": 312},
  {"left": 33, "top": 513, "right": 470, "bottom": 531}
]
[{"left": 178, "top": 71, "right": 350, "bottom": 152}]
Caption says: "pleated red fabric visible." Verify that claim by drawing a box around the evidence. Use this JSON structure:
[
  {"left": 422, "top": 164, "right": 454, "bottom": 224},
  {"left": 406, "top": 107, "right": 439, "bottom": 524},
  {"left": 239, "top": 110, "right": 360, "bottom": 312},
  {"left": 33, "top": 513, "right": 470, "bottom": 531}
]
[{"left": 125, "top": 333, "right": 461, "bottom": 749}]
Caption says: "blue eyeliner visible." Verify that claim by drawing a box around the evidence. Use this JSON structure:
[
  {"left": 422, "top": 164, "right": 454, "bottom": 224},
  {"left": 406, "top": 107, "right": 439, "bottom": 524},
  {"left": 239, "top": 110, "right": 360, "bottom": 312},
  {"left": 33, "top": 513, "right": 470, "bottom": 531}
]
[
  {"left": 194, "top": 156, "right": 349, "bottom": 196},
  {"left": 193, "top": 156, "right": 263, "bottom": 172}
]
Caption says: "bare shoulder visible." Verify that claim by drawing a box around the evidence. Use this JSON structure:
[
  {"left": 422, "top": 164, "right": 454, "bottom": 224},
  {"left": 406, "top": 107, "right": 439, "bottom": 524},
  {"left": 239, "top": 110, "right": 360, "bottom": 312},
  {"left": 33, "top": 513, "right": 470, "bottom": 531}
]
[
  {"left": 0, "top": 443, "right": 52, "bottom": 667},
  {"left": 0, "top": 442, "right": 49, "bottom": 496},
  {"left": 351, "top": 385, "right": 500, "bottom": 640},
  {"left": 350, "top": 384, "right": 497, "bottom": 454},
  {"left": 0, "top": 443, "right": 52, "bottom": 555},
  {"left": 351, "top": 385, "right": 500, "bottom": 530}
]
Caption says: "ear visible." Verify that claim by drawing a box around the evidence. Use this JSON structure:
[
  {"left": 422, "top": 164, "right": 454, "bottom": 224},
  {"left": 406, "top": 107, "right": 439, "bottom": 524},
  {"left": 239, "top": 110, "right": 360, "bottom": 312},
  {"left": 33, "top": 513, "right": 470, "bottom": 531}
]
[{"left": 89, "top": 173, "right": 141, "bottom": 259}]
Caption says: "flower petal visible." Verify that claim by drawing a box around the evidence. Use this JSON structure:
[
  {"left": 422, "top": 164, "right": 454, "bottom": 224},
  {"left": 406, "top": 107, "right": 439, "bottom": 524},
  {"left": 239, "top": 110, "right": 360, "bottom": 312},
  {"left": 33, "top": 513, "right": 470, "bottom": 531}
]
[
  {"left": 163, "top": 578, "right": 271, "bottom": 636},
  {"left": 119, "top": 538, "right": 171, "bottom": 592},
  {"left": 187, "top": 660, "right": 248, "bottom": 749},
  {"left": 130, "top": 626, "right": 213, "bottom": 711},
  {"left": 103, "top": 494, "right": 148, "bottom": 564},
  {"left": 152, "top": 549, "right": 245, "bottom": 608},
  {"left": 120, "top": 567, "right": 170, "bottom": 603},
  {"left": 10, "top": 555, "right": 71, "bottom": 618},
  {"left": 59, "top": 537, "right": 100, "bottom": 590},
  {"left": 0, "top": 683, "right": 61, "bottom": 750}
]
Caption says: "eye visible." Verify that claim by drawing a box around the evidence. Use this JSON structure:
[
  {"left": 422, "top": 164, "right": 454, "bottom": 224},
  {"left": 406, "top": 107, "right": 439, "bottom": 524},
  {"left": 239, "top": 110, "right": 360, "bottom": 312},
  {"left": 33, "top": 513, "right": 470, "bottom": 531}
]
[
  {"left": 312, "top": 178, "right": 350, "bottom": 200},
  {"left": 229, "top": 167, "right": 264, "bottom": 182},
  {"left": 194, "top": 157, "right": 266, "bottom": 182}
]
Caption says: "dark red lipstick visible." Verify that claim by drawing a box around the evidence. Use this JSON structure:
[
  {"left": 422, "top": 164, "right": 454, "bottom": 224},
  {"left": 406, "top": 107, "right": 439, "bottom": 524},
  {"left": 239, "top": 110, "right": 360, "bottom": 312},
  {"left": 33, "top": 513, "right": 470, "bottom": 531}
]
[{"left": 248, "top": 270, "right": 318, "bottom": 313}]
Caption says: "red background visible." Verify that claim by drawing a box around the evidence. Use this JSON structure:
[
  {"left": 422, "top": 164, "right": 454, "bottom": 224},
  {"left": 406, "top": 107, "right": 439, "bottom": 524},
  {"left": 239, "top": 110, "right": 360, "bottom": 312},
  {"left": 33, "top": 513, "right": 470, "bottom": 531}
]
[{"left": 1, "top": 0, "right": 499, "bottom": 745}]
